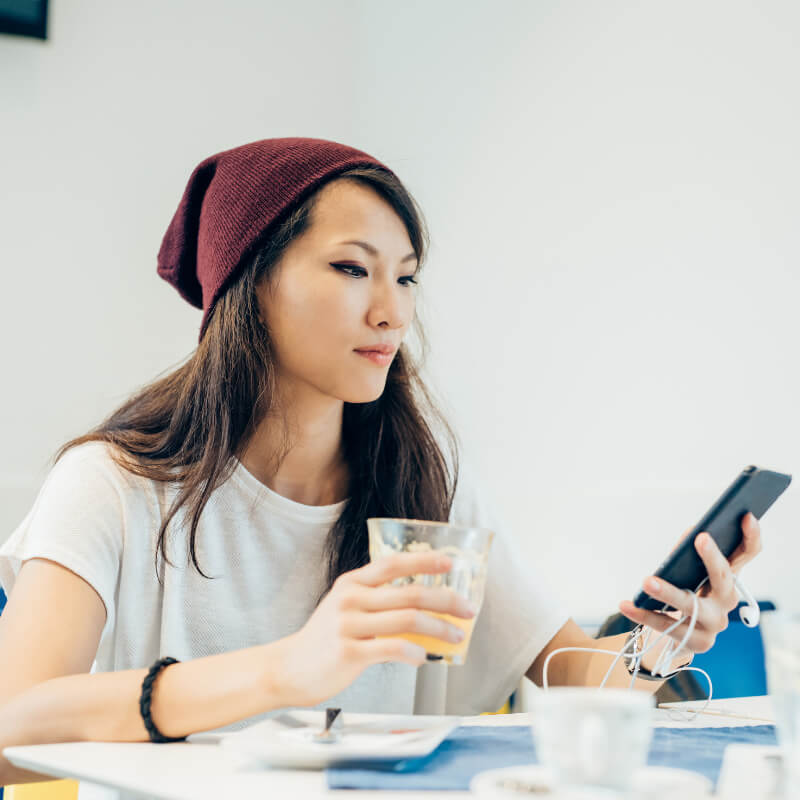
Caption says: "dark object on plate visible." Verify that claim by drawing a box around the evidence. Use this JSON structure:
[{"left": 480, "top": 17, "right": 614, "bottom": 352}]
[{"left": 313, "top": 707, "right": 342, "bottom": 743}]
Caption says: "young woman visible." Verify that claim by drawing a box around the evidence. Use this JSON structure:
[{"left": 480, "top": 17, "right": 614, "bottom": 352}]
[{"left": 0, "top": 137, "right": 761, "bottom": 787}]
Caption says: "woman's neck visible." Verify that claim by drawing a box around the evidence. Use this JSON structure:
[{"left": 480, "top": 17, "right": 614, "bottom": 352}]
[{"left": 239, "top": 387, "right": 349, "bottom": 506}]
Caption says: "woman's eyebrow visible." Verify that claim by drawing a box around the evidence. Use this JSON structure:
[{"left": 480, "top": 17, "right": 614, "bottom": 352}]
[{"left": 337, "top": 239, "right": 417, "bottom": 264}]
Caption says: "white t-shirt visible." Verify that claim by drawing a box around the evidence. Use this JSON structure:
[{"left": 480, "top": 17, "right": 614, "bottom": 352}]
[{"left": 0, "top": 440, "right": 568, "bottom": 734}]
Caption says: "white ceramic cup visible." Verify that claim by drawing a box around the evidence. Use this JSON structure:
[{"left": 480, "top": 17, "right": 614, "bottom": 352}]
[
  {"left": 761, "top": 611, "right": 800, "bottom": 792},
  {"left": 530, "top": 687, "right": 654, "bottom": 792}
]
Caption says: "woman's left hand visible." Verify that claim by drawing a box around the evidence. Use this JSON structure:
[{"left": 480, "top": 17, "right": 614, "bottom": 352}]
[{"left": 618, "top": 512, "right": 762, "bottom": 654}]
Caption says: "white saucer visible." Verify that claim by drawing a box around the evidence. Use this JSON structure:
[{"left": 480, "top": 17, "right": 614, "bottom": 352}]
[
  {"left": 470, "top": 764, "right": 713, "bottom": 798},
  {"left": 213, "top": 710, "right": 461, "bottom": 770}
]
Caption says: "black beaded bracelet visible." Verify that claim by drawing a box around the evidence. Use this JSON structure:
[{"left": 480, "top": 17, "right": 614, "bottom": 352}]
[{"left": 139, "top": 657, "right": 187, "bottom": 743}]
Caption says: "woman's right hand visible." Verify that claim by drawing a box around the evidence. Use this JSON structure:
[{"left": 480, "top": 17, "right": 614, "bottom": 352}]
[{"left": 272, "top": 551, "right": 476, "bottom": 708}]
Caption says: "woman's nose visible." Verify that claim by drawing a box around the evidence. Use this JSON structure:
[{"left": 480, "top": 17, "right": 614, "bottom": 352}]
[{"left": 366, "top": 281, "right": 410, "bottom": 329}]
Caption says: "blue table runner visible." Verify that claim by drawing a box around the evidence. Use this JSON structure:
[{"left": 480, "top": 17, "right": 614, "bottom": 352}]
[{"left": 326, "top": 724, "right": 777, "bottom": 791}]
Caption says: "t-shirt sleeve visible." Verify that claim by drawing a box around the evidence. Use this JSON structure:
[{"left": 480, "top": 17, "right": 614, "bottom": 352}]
[
  {"left": 0, "top": 442, "right": 124, "bottom": 657},
  {"left": 444, "top": 465, "right": 570, "bottom": 715}
]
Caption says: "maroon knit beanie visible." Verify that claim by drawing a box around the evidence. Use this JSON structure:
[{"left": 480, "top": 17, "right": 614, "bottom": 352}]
[{"left": 157, "top": 137, "right": 394, "bottom": 338}]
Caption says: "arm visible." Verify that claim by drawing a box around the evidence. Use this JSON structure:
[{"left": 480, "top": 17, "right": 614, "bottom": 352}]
[
  {"left": 0, "top": 558, "right": 292, "bottom": 786},
  {"left": 526, "top": 620, "right": 679, "bottom": 692},
  {"left": 527, "top": 513, "right": 762, "bottom": 691},
  {"left": 1, "top": 550, "right": 474, "bottom": 787},
  {"left": 0, "top": 643, "right": 289, "bottom": 785}
]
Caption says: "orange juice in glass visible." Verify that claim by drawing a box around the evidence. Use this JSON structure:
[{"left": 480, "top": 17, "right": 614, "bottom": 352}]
[{"left": 367, "top": 518, "right": 494, "bottom": 665}]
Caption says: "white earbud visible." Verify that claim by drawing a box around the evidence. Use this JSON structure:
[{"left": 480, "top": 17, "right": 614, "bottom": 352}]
[{"left": 733, "top": 575, "right": 760, "bottom": 628}]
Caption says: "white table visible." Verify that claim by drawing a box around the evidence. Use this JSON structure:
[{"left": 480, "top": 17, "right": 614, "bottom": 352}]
[{"left": 3, "top": 697, "right": 777, "bottom": 800}]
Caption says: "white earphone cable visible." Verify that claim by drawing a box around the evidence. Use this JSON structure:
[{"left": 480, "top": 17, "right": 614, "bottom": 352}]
[{"left": 540, "top": 575, "right": 765, "bottom": 724}]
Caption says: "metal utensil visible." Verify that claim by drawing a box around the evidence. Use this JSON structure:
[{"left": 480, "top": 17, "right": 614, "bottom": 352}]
[{"left": 313, "top": 707, "right": 342, "bottom": 743}]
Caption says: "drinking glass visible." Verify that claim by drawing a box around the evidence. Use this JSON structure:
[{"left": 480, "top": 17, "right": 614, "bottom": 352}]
[{"left": 367, "top": 518, "right": 494, "bottom": 665}]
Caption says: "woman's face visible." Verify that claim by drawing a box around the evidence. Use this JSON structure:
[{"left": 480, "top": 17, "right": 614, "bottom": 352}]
[{"left": 258, "top": 178, "right": 419, "bottom": 405}]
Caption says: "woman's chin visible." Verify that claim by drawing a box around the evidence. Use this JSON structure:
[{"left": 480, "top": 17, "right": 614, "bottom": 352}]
[{"left": 339, "top": 380, "right": 388, "bottom": 405}]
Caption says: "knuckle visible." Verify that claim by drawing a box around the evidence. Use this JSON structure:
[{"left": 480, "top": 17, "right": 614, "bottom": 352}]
[
  {"left": 341, "top": 639, "right": 359, "bottom": 662},
  {"left": 399, "top": 609, "right": 420, "bottom": 630},
  {"left": 445, "top": 591, "right": 465, "bottom": 614},
  {"left": 691, "top": 639, "right": 707, "bottom": 655},
  {"left": 382, "top": 638, "right": 403, "bottom": 657},
  {"left": 659, "top": 615, "right": 676, "bottom": 633},
  {"left": 378, "top": 638, "right": 406, "bottom": 663},
  {"left": 697, "top": 633, "right": 714, "bottom": 653},
  {"left": 707, "top": 609, "right": 726, "bottom": 632},
  {"left": 441, "top": 621, "right": 459, "bottom": 640},
  {"left": 372, "top": 557, "right": 394, "bottom": 578},
  {"left": 678, "top": 593, "right": 694, "bottom": 616},
  {"left": 373, "top": 561, "right": 391, "bottom": 582},
  {"left": 412, "top": 610, "right": 429, "bottom": 631},
  {"left": 430, "top": 616, "right": 448, "bottom": 635},
  {"left": 391, "top": 553, "right": 409, "bottom": 569},
  {"left": 335, "top": 612, "right": 353, "bottom": 639},
  {"left": 436, "top": 587, "right": 456, "bottom": 609},
  {"left": 339, "top": 586, "right": 359, "bottom": 610},
  {"left": 397, "top": 638, "right": 418, "bottom": 657},
  {"left": 407, "top": 584, "right": 426, "bottom": 606},
  {"left": 648, "top": 613, "right": 665, "bottom": 632},
  {"left": 333, "top": 573, "right": 351, "bottom": 591},
  {"left": 398, "top": 640, "right": 426, "bottom": 665},
  {"left": 712, "top": 565, "right": 728, "bottom": 585}
]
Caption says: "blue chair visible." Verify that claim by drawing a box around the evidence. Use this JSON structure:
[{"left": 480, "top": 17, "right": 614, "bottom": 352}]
[{"left": 690, "top": 600, "right": 775, "bottom": 699}]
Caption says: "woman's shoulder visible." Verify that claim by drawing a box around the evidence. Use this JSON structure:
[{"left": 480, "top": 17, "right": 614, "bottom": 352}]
[
  {"left": 54, "top": 439, "right": 126, "bottom": 475},
  {"left": 48, "top": 439, "right": 160, "bottom": 500}
]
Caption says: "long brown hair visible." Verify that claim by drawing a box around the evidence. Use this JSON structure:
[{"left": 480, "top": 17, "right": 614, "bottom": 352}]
[{"left": 58, "top": 166, "right": 459, "bottom": 599}]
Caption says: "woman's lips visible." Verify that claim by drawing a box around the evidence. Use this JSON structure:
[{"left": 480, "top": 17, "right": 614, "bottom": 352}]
[{"left": 354, "top": 349, "right": 394, "bottom": 366}]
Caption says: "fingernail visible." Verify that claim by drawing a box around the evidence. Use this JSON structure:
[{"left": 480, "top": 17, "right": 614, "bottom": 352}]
[{"left": 645, "top": 577, "right": 660, "bottom": 592}]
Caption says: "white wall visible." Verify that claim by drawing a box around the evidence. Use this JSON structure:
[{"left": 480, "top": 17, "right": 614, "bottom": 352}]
[{"left": 2, "top": 0, "right": 799, "bottom": 619}]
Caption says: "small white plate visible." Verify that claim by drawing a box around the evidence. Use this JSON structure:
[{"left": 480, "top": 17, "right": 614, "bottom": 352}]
[
  {"left": 470, "top": 764, "right": 713, "bottom": 798},
  {"left": 212, "top": 710, "right": 461, "bottom": 770}
]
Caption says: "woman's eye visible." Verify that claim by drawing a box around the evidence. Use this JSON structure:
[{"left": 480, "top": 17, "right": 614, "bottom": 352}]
[
  {"left": 331, "top": 263, "right": 367, "bottom": 278},
  {"left": 331, "top": 263, "right": 418, "bottom": 286}
]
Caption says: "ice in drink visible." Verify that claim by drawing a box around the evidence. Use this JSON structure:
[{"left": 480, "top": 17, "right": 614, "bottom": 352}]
[{"left": 367, "top": 518, "right": 493, "bottom": 667}]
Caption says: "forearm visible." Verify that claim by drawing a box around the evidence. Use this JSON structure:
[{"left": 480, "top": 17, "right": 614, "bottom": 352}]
[
  {"left": 568, "top": 632, "right": 690, "bottom": 693},
  {"left": 0, "top": 638, "right": 290, "bottom": 786},
  {"left": 581, "top": 633, "right": 665, "bottom": 691}
]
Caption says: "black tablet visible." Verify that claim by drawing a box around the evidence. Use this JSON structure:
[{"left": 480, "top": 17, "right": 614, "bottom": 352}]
[{"left": 633, "top": 465, "right": 791, "bottom": 611}]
